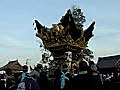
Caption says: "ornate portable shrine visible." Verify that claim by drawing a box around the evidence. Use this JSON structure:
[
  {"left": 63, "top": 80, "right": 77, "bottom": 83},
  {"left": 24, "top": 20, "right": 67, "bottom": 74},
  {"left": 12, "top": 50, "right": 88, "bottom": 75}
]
[{"left": 34, "top": 9, "right": 95, "bottom": 72}]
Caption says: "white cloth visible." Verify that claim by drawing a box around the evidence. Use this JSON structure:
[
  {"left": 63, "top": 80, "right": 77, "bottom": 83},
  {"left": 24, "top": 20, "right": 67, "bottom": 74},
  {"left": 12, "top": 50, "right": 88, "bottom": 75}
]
[
  {"left": 60, "top": 72, "right": 69, "bottom": 89},
  {"left": 21, "top": 72, "right": 27, "bottom": 82}
]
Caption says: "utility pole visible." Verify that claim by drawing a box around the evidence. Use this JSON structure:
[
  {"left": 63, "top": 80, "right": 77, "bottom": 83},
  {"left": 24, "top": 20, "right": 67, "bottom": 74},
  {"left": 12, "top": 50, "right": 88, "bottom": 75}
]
[{"left": 26, "top": 59, "right": 31, "bottom": 65}]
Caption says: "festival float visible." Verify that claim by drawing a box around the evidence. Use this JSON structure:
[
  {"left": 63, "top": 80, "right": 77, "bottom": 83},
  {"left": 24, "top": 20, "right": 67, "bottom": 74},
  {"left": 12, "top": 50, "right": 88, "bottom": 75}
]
[{"left": 33, "top": 7, "right": 95, "bottom": 74}]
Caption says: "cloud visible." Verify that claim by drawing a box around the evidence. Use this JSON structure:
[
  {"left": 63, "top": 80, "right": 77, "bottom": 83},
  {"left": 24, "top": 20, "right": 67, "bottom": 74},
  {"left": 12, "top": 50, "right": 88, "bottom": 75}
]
[
  {"left": 0, "top": 34, "right": 42, "bottom": 67},
  {"left": 0, "top": 34, "right": 38, "bottom": 49}
]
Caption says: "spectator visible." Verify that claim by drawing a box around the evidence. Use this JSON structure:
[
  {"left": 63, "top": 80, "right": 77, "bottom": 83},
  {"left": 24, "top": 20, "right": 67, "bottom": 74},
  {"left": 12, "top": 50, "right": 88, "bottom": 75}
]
[
  {"left": 69, "top": 61, "right": 90, "bottom": 90},
  {"left": 89, "top": 61, "right": 103, "bottom": 90}
]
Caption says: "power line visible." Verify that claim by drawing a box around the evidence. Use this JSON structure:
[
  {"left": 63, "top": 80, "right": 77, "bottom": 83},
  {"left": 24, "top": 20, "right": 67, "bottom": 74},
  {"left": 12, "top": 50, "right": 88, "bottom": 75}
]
[{"left": 93, "top": 31, "right": 120, "bottom": 40}]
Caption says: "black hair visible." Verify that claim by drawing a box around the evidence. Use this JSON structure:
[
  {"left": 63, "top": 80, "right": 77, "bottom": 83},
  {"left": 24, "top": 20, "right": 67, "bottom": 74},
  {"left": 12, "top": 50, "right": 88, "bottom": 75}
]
[{"left": 79, "top": 61, "right": 89, "bottom": 71}]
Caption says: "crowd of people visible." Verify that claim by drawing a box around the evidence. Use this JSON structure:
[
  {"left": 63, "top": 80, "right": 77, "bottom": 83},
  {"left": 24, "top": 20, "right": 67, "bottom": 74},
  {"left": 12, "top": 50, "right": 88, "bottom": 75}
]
[{"left": 0, "top": 59, "right": 120, "bottom": 90}]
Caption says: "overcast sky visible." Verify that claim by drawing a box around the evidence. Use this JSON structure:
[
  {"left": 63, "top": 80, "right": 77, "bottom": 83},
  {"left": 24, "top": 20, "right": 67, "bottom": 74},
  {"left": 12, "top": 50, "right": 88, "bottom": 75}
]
[{"left": 0, "top": 0, "right": 120, "bottom": 66}]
